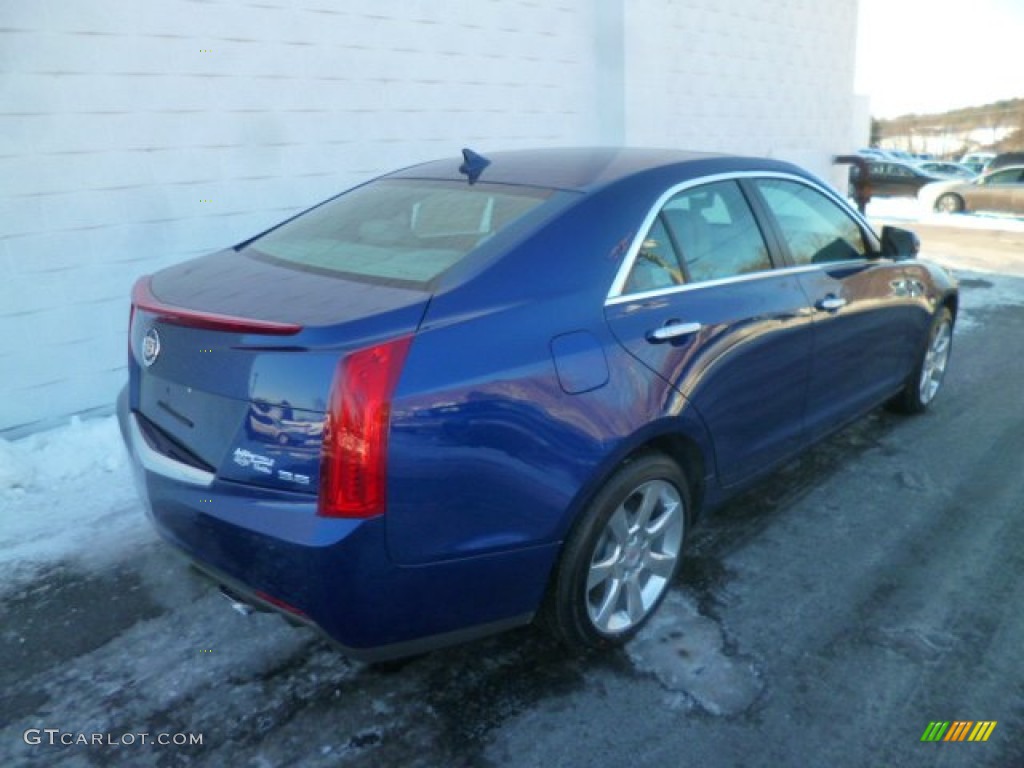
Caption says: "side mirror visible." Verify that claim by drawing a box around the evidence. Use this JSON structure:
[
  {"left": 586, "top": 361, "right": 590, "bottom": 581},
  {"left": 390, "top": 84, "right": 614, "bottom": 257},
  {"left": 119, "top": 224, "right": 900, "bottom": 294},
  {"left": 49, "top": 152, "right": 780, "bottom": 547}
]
[{"left": 880, "top": 225, "right": 920, "bottom": 261}]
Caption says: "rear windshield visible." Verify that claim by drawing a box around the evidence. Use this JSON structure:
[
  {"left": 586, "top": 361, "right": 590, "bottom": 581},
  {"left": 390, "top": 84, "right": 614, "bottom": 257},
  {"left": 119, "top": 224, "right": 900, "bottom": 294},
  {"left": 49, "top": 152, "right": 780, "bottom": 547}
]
[{"left": 244, "top": 179, "right": 554, "bottom": 287}]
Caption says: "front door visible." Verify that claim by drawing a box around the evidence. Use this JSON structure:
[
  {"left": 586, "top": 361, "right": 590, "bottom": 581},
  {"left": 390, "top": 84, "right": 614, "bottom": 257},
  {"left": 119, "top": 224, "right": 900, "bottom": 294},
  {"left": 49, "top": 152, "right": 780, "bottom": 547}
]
[{"left": 746, "top": 177, "right": 922, "bottom": 442}]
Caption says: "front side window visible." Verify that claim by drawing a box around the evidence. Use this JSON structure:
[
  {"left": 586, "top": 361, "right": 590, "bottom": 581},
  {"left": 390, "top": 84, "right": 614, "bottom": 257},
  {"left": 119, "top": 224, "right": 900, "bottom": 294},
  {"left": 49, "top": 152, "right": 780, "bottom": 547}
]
[{"left": 754, "top": 179, "right": 870, "bottom": 266}]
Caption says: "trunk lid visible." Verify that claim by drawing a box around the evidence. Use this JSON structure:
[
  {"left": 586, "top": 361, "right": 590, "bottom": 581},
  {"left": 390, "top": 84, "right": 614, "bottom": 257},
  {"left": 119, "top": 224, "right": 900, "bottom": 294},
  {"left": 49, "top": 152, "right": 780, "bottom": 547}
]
[{"left": 129, "top": 250, "right": 430, "bottom": 495}]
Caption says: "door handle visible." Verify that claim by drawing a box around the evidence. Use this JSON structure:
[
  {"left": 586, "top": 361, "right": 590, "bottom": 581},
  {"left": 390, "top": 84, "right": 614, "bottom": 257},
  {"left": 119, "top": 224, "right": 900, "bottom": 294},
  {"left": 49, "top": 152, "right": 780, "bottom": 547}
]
[
  {"left": 647, "top": 321, "right": 702, "bottom": 342},
  {"left": 816, "top": 296, "right": 847, "bottom": 312}
]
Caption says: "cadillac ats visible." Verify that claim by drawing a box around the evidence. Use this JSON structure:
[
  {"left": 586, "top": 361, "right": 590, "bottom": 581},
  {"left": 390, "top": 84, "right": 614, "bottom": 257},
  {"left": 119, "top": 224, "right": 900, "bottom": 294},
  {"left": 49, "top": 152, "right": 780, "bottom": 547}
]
[{"left": 119, "top": 148, "right": 958, "bottom": 660}]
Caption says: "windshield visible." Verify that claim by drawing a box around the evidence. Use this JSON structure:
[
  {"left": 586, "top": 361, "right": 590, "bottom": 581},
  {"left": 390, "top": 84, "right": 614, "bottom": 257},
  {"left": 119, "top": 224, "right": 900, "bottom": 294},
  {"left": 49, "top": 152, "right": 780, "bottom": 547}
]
[{"left": 244, "top": 179, "right": 554, "bottom": 288}]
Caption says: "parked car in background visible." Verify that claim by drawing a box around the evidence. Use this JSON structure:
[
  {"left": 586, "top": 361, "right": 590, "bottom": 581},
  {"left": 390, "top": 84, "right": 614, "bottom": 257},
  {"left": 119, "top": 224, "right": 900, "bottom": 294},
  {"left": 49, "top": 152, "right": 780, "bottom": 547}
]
[
  {"left": 853, "top": 160, "right": 946, "bottom": 197},
  {"left": 919, "top": 165, "right": 1024, "bottom": 214},
  {"left": 119, "top": 147, "right": 958, "bottom": 660},
  {"left": 986, "top": 152, "right": 1024, "bottom": 172},
  {"left": 885, "top": 149, "right": 917, "bottom": 163},
  {"left": 917, "top": 161, "right": 977, "bottom": 180},
  {"left": 857, "top": 147, "right": 891, "bottom": 161},
  {"left": 959, "top": 151, "right": 996, "bottom": 174}
]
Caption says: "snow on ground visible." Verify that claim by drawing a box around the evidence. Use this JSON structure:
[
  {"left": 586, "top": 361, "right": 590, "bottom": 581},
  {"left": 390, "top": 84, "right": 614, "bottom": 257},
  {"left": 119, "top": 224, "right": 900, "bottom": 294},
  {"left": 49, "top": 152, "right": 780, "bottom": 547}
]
[
  {"left": 0, "top": 415, "right": 156, "bottom": 596},
  {"left": 952, "top": 271, "right": 1024, "bottom": 335},
  {"left": 863, "top": 197, "right": 1024, "bottom": 233}
]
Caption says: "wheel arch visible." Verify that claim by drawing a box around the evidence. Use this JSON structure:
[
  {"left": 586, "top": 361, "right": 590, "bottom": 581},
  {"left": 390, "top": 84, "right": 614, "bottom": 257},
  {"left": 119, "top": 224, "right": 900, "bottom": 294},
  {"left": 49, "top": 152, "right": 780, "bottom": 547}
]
[
  {"left": 557, "top": 422, "right": 711, "bottom": 547},
  {"left": 540, "top": 432, "right": 705, "bottom": 649},
  {"left": 643, "top": 432, "right": 707, "bottom": 524},
  {"left": 936, "top": 192, "right": 965, "bottom": 212}
]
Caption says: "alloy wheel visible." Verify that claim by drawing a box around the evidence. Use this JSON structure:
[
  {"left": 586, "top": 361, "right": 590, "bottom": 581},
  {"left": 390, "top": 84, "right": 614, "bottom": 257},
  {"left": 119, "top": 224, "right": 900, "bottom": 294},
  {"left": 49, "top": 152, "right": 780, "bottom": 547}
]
[
  {"left": 919, "top": 317, "right": 952, "bottom": 404},
  {"left": 585, "top": 479, "right": 684, "bottom": 634}
]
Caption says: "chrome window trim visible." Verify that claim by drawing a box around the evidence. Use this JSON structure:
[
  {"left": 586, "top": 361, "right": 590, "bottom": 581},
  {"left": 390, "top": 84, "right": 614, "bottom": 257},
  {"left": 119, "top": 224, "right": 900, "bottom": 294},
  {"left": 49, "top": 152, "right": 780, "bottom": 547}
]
[
  {"left": 605, "top": 170, "right": 879, "bottom": 305},
  {"left": 605, "top": 260, "right": 868, "bottom": 307}
]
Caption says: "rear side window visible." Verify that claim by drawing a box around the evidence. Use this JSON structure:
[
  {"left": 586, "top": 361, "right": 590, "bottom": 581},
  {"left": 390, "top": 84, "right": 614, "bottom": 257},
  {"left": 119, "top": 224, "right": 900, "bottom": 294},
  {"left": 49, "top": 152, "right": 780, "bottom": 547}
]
[
  {"left": 984, "top": 169, "right": 1024, "bottom": 184},
  {"left": 245, "top": 180, "right": 553, "bottom": 287},
  {"left": 661, "top": 181, "right": 772, "bottom": 283},
  {"left": 623, "top": 217, "right": 684, "bottom": 293},
  {"left": 754, "top": 179, "right": 869, "bottom": 266},
  {"left": 621, "top": 180, "right": 772, "bottom": 293}
]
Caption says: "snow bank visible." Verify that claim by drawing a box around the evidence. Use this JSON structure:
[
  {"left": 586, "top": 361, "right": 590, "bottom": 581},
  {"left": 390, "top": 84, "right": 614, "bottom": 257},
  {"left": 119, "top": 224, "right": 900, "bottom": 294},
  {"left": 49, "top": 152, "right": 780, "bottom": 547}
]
[
  {"left": 864, "top": 197, "right": 1024, "bottom": 233},
  {"left": 0, "top": 415, "right": 123, "bottom": 491},
  {"left": 0, "top": 415, "right": 155, "bottom": 594}
]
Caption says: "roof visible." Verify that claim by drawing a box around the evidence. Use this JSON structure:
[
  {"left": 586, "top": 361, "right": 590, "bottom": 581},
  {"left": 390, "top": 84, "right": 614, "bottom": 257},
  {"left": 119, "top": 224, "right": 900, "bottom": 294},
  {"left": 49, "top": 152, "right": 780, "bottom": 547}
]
[{"left": 386, "top": 147, "right": 809, "bottom": 192}]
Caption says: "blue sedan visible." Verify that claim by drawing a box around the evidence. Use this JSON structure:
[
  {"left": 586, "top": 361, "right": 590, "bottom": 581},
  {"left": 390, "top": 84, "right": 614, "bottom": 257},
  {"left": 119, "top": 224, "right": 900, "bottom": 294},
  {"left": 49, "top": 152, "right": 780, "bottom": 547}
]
[{"left": 118, "top": 148, "right": 958, "bottom": 659}]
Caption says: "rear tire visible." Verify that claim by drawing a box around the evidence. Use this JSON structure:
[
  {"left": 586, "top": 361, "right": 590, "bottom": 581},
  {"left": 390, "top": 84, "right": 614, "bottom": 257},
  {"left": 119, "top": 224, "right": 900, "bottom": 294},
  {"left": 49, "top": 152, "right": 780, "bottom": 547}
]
[
  {"left": 935, "top": 193, "right": 964, "bottom": 213},
  {"left": 889, "top": 307, "right": 954, "bottom": 414},
  {"left": 544, "top": 453, "right": 689, "bottom": 651}
]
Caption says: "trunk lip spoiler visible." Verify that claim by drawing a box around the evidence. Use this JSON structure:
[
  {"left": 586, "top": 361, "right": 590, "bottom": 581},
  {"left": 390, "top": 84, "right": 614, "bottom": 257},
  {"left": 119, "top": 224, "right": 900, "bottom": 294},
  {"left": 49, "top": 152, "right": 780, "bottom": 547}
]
[{"left": 132, "top": 276, "right": 303, "bottom": 336}]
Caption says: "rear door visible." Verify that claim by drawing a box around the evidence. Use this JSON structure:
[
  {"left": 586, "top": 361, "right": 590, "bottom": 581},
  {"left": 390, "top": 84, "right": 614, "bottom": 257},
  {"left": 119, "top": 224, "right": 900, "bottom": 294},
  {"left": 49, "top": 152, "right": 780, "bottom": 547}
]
[
  {"left": 745, "top": 176, "right": 920, "bottom": 442},
  {"left": 605, "top": 178, "right": 814, "bottom": 487}
]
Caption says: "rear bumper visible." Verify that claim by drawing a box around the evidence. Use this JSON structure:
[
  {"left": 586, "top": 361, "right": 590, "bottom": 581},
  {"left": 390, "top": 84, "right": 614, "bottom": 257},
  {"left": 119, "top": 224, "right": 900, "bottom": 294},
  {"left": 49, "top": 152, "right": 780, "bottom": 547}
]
[{"left": 117, "top": 386, "right": 554, "bottom": 660}]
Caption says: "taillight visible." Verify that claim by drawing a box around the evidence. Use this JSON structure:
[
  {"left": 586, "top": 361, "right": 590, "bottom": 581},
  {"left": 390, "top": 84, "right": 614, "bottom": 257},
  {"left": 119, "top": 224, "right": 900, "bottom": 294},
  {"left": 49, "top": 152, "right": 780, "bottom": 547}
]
[{"left": 318, "top": 336, "right": 412, "bottom": 518}]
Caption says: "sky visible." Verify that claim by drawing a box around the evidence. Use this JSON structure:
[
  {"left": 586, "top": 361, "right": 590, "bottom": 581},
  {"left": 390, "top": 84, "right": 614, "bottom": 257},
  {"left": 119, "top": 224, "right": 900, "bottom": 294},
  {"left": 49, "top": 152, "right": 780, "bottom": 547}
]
[{"left": 856, "top": 0, "right": 1024, "bottom": 118}]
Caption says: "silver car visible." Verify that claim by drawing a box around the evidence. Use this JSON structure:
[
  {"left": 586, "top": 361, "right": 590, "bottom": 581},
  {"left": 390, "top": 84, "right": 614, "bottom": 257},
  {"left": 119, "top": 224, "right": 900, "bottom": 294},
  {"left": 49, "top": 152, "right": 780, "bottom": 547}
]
[{"left": 919, "top": 166, "right": 1024, "bottom": 214}]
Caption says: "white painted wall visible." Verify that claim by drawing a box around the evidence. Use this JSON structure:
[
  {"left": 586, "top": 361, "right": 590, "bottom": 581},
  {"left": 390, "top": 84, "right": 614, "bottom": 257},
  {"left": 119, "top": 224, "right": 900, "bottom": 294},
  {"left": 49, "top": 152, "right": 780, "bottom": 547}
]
[
  {"left": 624, "top": 0, "right": 860, "bottom": 184},
  {"left": 0, "top": 0, "right": 860, "bottom": 435}
]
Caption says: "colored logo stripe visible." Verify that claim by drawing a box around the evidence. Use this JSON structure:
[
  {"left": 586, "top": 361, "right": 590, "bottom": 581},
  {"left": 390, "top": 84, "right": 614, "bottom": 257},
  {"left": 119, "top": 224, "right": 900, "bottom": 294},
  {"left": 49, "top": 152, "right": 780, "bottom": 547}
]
[
  {"left": 921, "top": 721, "right": 997, "bottom": 742},
  {"left": 944, "top": 721, "right": 973, "bottom": 741},
  {"left": 968, "top": 722, "right": 997, "bottom": 742}
]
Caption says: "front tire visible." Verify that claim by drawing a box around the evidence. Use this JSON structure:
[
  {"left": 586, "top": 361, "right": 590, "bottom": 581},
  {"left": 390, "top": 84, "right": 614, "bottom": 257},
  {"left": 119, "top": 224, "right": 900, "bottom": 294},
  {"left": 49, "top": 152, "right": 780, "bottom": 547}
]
[
  {"left": 935, "top": 193, "right": 964, "bottom": 213},
  {"left": 544, "top": 453, "right": 689, "bottom": 651},
  {"left": 890, "top": 307, "right": 954, "bottom": 414}
]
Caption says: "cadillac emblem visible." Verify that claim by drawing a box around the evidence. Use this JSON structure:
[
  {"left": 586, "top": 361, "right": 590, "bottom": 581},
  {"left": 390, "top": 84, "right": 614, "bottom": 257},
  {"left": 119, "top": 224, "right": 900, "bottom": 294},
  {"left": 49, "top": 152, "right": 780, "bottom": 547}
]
[{"left": 141, "top": 327, "right": 161, "bottom": 367}]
